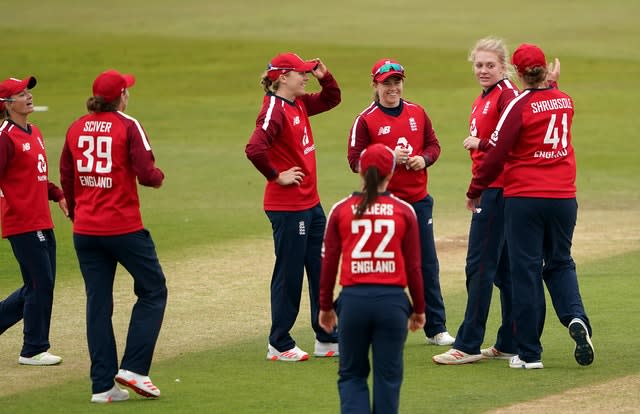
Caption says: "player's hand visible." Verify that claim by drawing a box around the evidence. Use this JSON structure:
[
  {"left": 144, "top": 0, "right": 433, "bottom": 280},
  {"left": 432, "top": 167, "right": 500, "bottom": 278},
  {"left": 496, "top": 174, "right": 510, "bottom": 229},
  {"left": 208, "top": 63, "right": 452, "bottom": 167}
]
[
  {"left": 547, "top": 58, "right": 561, "bottom": 84},
  {"left": 395, "top": 147, "right": 411, "bottom": 165},
  {"left": 58, "top": 198, "right": 69, "bottom": 217},
  {"left": 319, "top": 310, "right": 337, "bottom": 334},
  {"left": 463, "top": 136, "right": 481, "bottom": 150},
  {"left": 466, "top": 197, "right": 481, "bottom": 213},
  {"left": 310, "top": 59, "right": 327, "bottom": 79},
  {"left": 406, "top": 155, "right": 426, "bottom": 170},
  {"left": 408, "top": 313, "right": 426, "bottom": 332},
  {"left": 276, "top": 167, "right": 305, "bottom": 186}
]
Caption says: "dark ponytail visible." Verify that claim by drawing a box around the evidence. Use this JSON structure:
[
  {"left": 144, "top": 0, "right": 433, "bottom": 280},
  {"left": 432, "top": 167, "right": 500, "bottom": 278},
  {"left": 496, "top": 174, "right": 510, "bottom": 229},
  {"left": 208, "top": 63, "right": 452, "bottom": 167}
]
[{"left": 355, "top": 167, "right": 384, "bottom": 217}]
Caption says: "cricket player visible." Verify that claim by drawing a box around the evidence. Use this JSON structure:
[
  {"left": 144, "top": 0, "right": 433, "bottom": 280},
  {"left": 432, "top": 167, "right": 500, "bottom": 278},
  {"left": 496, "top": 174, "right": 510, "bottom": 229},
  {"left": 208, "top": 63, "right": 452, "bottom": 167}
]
[
  {"left": 319, "top": 143, "right": 425, "bottom": 414},
  {"left": 348, "top": 59, "right": 454, "bottom": 346},
  {"left": 0, "top": 76, "right": 67, "bottom": 366},
  {"left": 433, "top": 37, "right": 519, "bottom": 365},
  {"left": 466, "top": 43, "right": 594, "bottom": 369},
  {"left": 245, "top": 52, "right": 340, "bottom": 361},
  {"left": 60, "top": 69, "right": 167, "bottom": 402}
]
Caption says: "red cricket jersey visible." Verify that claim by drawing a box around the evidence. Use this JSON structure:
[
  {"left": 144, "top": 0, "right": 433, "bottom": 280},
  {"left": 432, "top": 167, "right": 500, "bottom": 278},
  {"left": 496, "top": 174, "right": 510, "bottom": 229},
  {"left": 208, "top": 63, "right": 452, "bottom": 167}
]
[
  {"left": 245, "top": 73, "right": 341, "bottom": 211},
  {"left": 468, "top": 79, "right": 519, "bottom": 188},
  {"left": 320, "top": 192, "right": 425, "bottom": 313},
  {"left": 347, "top": 100, "right": 441, "bottom": 203},
  {"left": 60, "top": 111, "right": 164, "bottom": 236},
  {"left": 0, "top": 121, "right": 63, "bottom": 238},
  {"left": 467, "top": 87, "right": 576, "bottom": 199}
]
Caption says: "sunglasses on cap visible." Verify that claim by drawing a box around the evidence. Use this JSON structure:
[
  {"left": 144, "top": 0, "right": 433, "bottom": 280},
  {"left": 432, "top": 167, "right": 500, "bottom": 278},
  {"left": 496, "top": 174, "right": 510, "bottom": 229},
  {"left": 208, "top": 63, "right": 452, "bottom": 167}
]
[
  {"left": 267, "top": 64, "right": 294, "bottom": 71},
  {"left": 0, "top": 97, "right": 15, "bottom": 102},
  {"left": 267, "top": 63, "right": 319, "bottom": 72},
  {"left": 374, "top": 63, "right": 405, "bottom": 76}
]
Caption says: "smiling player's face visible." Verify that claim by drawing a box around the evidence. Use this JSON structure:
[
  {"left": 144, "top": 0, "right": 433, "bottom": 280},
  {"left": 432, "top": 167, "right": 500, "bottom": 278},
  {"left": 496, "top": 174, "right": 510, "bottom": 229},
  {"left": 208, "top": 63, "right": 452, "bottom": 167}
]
[
  {"left": 375, "top": 76, "right": 403, "bottom": 108},
  {"left": 279, "top": 71, "right": 309, "bottom": 100}
]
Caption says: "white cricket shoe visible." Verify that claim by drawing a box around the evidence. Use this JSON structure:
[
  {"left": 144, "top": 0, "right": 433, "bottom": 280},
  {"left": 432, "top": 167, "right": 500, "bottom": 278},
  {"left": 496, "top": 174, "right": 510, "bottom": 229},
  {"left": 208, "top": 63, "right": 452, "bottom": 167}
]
[
  {"left": 426, "top": 332, "right": 455, "bottom": 346},
  {"left": 115, "top": 369, "right": 160, "bottom": 398},
  {"left": 432, "top": 348, "right": 483, "bottom": 365},
  {"left": 91, "top": 384, "right": 129, "bottom": 403},
  {"left": 314, "top": 340, "right": 339, "bottom": 357},
  {"left": 18, "top": 351, "right": 62, "bottom": 366},
  {"left": 481, "top": 346, "right": 517, "bottom": 360},
  {"left": 266, "top": 344, "right": 309, "bottom": 362},
  {"left": 569, "top": 318, "right": 595, "bottom": 366},
  {"left": 509, "top": 355, "right": 544, "bottom": 369}
]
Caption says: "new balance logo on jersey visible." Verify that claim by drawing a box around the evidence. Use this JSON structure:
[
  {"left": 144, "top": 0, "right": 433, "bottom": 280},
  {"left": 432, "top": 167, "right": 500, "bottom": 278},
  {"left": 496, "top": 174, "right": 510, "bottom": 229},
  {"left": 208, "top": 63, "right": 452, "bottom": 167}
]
[
  {"left": 22, "top": 143, "right": 31, "bottom": 152},
  {"left": 378, "top": 126, "right": 391, "bottom": 135},
  {"left": 37, "top": 137, "right": 45, "bottom": 149},
  {"left": 409, "top": 117, "right": 418, "bottom": 132},
  {"left": 293, "top": 116, "right": 300, "bottom": 125},
  {"left": 298, "top": 221, "right": 306, "bottom": 236}
]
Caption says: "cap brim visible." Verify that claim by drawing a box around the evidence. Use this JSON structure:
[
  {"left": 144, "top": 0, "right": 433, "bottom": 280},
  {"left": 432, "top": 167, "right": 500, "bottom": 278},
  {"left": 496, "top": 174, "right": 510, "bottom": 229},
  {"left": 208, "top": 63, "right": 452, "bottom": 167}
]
[
  {"left": 375, "top": 71, "right": 405, "bottom": 83},
  {"left": 295, "top": 61, "right": 318, "bottom": 72},
  {"left": 122, "top": 74, "right": 136, "bottom": 88},
  {"left": 26, "top": 76, "right": 37, "bottom": 90}
]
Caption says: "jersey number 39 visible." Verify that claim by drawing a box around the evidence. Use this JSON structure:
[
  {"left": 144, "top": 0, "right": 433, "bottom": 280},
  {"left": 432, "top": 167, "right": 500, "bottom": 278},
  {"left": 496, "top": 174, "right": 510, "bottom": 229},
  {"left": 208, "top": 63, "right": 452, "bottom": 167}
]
[{"left": 77, "top": 135, "right": 113, "bottom": 173}]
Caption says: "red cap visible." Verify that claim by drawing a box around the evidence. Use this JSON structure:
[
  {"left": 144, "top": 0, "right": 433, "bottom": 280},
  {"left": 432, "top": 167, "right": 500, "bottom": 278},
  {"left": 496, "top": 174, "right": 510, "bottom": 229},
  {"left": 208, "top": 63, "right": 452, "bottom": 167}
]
[
  {"left": 512, "top": 44, "right": 546, "bottom": 74},
  {"left": 371, "top": 59, "right": 405, "bottom": 83},
  {"left": 92, "top": 69, "right": 136, "bottom": 103},
  {"left": 359, "top": 143, "right": 396, "bottom": 177},
  {"left": 266, "top": 52, "right": 318, "bottom": 81},
  {"left": 0, "top": 76, "right": 37, "bottom": 110}
]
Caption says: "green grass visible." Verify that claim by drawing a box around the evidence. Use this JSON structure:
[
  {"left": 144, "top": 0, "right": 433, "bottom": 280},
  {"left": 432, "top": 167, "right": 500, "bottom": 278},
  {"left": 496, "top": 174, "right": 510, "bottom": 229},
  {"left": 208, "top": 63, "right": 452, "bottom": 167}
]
[
  {"left": 1, "top": 251, "right": 638, "bottom": 413},
  {"left": 1, "top": 0, "right": 639, "bottom": 412}
]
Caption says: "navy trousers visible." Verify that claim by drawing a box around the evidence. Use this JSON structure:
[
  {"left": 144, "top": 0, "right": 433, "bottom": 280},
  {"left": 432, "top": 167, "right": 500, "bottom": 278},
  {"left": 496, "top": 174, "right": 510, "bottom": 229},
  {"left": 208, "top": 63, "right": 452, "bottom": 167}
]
[
  {"left": 266, "top": 203, "right": 337, "bottom": 351},
  {"left": 505, "top": 197, "right": 591, "bottom": 362},
  {"left": 336, "top": 285, "right": 411, "bottom": 414},
  {"left": 454, "top": 188, "right": 515, "bottom": 354},
  {"left": 411, "top": 195, "right": 447, "bottom": 337},
  {"left": 74, "top": 229, "right": 167, "bottom": 394},
  {"left": 0, "top": 230, "right": 56, "bottom": 357}
]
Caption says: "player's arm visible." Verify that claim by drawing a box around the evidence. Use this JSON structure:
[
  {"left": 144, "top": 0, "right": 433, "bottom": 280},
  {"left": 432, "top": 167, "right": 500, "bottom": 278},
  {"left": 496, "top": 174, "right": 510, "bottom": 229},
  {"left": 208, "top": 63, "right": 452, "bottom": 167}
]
[
  {"left": 320, "top": 204, "right": 342, "bottom": 311},
  {"left": 245, "top": 126, "right": 279, "bottom": 181},
  {"left": 246, "top": 101, "right": 290, "bottom": 181},
  {"left": 128, "top": 122, "right": 165, "bottom": 188},
  {"left": 300, "top": 67, "right": 341, "bottom": 116},
  {"left": 402, "top": 208, "right": 425, "bottom": 315},
  {"left": 547, "top": 58, "right": 560, "bottom": 87},
  {"left": 46, "top": 178, "right": 67, "bottom": 217},
  {"left": 466, "top": 98, "right": 524, "bottom": 199},
  {"left": 0, "top": 133, "right": 14, "bottom": 179},
  {"left": 47, "top": 182, "right": 64, "bottom": 202},
  {"left": 347, "top": 115, "right": 371, "bottom": 173},
  {"left": 472, "top": 88, "right": 520, "bottom": 153},
  {"left": 59, "top": 137, "right": 76, "bottom": 220},
  {"left": 318, "top": 203, "right": 343, "bottom": 333},
  {"left": 417, "top": 109, "right": 441, "bottom": 167}
]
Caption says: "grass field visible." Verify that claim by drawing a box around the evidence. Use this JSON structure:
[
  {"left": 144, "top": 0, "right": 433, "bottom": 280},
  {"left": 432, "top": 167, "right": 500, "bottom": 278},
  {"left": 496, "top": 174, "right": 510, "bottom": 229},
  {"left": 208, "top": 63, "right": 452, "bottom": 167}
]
[{"left": 1, "top": 1, "right": 639, "bottom": 412}]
